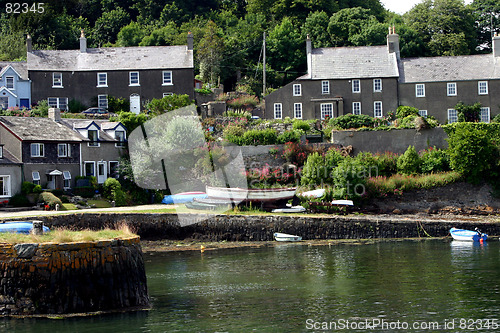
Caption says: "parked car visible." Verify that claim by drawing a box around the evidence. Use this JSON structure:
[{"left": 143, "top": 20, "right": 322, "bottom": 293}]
[{"left": 82, "top": 107, "right": 107, "bottom": 115}]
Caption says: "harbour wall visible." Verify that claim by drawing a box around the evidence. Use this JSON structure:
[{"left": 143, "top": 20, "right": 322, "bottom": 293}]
[{"left": 0, "top": 236, "right": 149, "bottom": 316}]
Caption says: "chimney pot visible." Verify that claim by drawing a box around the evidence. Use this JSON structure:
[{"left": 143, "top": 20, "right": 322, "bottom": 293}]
[
  {"left": 80, "top": 29, "right": 87, "bottom": 53},
  {"left": 187, "top": 31, "right": 193, "bottom": 51},
  {"left": 26, "top": 34, "right": 32, "bottom": 53},
  {"left": 493, "top": 34, "right": 500, "bottom": 57}
]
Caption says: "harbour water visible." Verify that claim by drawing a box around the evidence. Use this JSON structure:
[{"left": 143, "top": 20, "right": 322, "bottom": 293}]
[{"left": 2, "top": 240, "right": 499, "bottom": 332}]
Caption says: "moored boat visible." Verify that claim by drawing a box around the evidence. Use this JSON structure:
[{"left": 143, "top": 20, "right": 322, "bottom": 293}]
[
  {"left": 271, "top": 205, "right": 306, "bottom": 213},
  {"left": 450, "top": 227, "right": 487, "bottom": 242},
  {"left": 273, "top": 232, "right": 302, "bottom": 242},
  {"left": 162, "top": 192, "right": 208, "bottom": 205},
  {"left": 206, "top": 186, "right": 296, "bottom": 203},
  {"left": 0, "top": 222, "right": 50, "bottom": 234}
]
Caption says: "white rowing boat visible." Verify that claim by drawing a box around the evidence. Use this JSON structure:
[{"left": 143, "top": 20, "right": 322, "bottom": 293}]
[
  {"left": 206, "top": 186, "right": 296, "bottom": 202},
  {"left": 273, "top": 232, "right": 302, "bottom": 242}
]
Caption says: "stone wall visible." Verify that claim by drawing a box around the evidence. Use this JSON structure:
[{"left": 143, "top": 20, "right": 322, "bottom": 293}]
[{"left": 0, "top": 236, "right": 149, "bottom": 316}]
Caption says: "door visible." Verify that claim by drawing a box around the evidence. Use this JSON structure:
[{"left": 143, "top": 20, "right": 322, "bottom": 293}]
[
  {"left": 20, "top": 98, "right": 29, "bottom": 109},
  {"left": 130, "top": 94, "right": 140, "bottom": 114},
  {"left": 97, "top": 161, "right": 107, "bottom": 184},
  {"left": 47, "top": 175, "right": 55, "bottom": 190}
]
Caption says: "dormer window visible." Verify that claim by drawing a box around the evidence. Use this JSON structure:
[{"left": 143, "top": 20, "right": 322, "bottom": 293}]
[
  {"left": 115, "top": 130, "right": 126, "bottom": 147},
  {"left": 88, "top": 129, "right": 99, "bottom": 147},
  {"left": 52, "top": 73, "right": 62, "bottom": 88}
]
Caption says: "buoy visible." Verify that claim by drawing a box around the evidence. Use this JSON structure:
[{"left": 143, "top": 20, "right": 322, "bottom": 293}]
[
  {"left": 480, "top": 238, "right": 484, "bottom": 244},
  {"left": 200, "top": 245, "right": 205, "bottom": 253}
]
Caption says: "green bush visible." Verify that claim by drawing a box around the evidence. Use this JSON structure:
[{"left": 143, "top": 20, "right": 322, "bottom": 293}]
[
  {"left": 223, "top": 125, "right": 245, "bottom": 145},
  {"left": 277, "top": 129, "right": 302, "bottom": 144},
  {"left": 242, "top": 128, "right": 278, "bottom": 146},
  {"left": 455, "top": 102, "right": 481, "bottom": 123},
  {"left": 397, "top": 146, "right": 421, "bottom": 175},
  {"left": 292, "top": 120, "right": 311, "bottom": 132},
  {"left": 492, "top": 114, "right": 500, "bottom": 123},
  {"left": 113, "top": 188, "right": 128, "bottom": 206},
  {"left": 33, "top": 185, "right": 43, "bottom": 194},
  {"left": 331, "top": 157, "right": 368, "bottom": 200},
  {"left": 330, "top": 114, "right": 375, "bottom": 129},
  {"left": 301, "top": 152, "right": 328, "bottom": 185},
  {"left": 396, "top": 106, "right": 419, "bottom": 119},
  {"left": 419, "top": 147, "right": 450, "bottom": 173},
  {"left": 68, "top": 99, "right": 86, "bottom": 113},
  {"left": 39, "top": 192, "right": 65, "bottom": 210},
  {"left": 103, "top": 178, "right": 122, "bottom": 200},
  {"left": 21, "top": 182, "right": 35, "bottom": 195},
  {"left": 373, "top": 152, "right": 399, "bottom": 177},
  {"left": 9, "top": 194, "right": 31, "bottom": 207},
  {"left": 325, "top": 148, "right": 344, "bottom": 169},
  {"left": 398, "top": 115, "right": 418, "bottom": 129}
]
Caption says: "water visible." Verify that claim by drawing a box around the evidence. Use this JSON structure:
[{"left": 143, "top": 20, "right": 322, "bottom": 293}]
[{"left": 2, "top": 240, "right": 500, "bottom": 332}]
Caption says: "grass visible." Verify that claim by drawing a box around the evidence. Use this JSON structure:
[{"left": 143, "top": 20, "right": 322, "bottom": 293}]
[
  {"left": 87, "top": 199, "right": 112, "bottom": 208},
  {"left": 62, "top": 203, "right": 77, "bottom": 210},
  {"left": 0, "top": 223, "right": 136, "bottom": 244}
]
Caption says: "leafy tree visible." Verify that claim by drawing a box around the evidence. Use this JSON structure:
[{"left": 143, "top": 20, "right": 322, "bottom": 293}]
[
  {"left": 117, "top": 22, "right": 146, "bottom": 47},
  {"left": 197, "top": 21, "right": 224, "bottom": 86},
  {"left": 0, "top": 29, "right": 25, "bottom": 61},
  {"left": 397, "top": 145, "right": 421, "bottom": 175},
  {"left": 327, "top": 7, "right": 376, "bottom": 46},
  {"left": 303, "top": 11, "right": 331, "bottom": 48},
  {"left": 145, "top": 94, "right": 194, "bottom": 116},
  {"left": 110, "top": 112, "right": 148, "bottom": 133},
  {"left": 140, "top": 22, "right": 179, "bottom": 46},
  {"left": 92, "top": 8, "right": 131, "bottom": 46},
  {"left": 471, "top": 0, "right": 500, "bottom": 52}
]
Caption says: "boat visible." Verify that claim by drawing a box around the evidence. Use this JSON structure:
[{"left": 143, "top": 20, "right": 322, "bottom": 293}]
[
  {"left": 162, "top": 192, "right": 208, "bottom": 205},
  {"left": 271, "top": 205, "right": 306, "bottom": 213},
  {"left": 0, "top": 222, "right": 50, "bottom": 234},
  {"left": 185, "top": 198, "right": 234, "bottom": 210},
  {"left": 273, "top": 232, "right": 302, "bottom": 242},
  {"left": 206, "top": 186, "right": 296, "bottom": 203},
  {"left": 450, "top": 227, "right": 487, "bottom": 242},
  {"left": 299, "top": 189, "right": 326, "bottom": 198},
  {"left": 331, "top": 199, "right": 354, "bottom": 206}
]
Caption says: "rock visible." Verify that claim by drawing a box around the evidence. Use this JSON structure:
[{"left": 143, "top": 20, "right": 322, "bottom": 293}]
[
  {"left": 14, "top": 243, "right": 39, "bottom": 259},
  {"left": 392, "top": 209, "right": 402, "bottom": 214}
]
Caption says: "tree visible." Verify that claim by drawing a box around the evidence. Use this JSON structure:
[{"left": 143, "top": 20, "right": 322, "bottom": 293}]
[
  {"left": 145, "top": 94, "right": 194, "bottom": 116},
  {"left": 303, "top": 11, "right": 331, "bottom": 48},
  {"left": 197, "top": 21, "right": 224, "bottom": 86},
  {"left": 327, "top": 7, "right": 375, "bottom": 46},
  {"left": 117, "top": 22, "right": 146, "bottom": 47},
  {"left": 471, "top": 0, "right": 500, "bottom": 52},
  {"left": 140, "top": 22, "right": 179, "bottom": 46},
  {"left": 92, "top": 8, "right": 131, "bottom": 46},
  {"left": 159, "top": 2, "right": 189, "bottom": 25}
]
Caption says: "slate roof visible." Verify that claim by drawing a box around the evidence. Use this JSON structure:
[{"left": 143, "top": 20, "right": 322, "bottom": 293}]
[
  {"left": 0, "top": 148, "right": 21, "bottom": 165},
  {"left": 0, "top": 61, "right": 28, "bottom": 80},
  {"left": 300, "top": 45, "right": 399, "bottom": 80},
  {"left": 0, "top": 117, "right": 84, "bottom": 141},
  {"left": 61, "top": 119, "right": 119, "bottom": 142},
  {"left": 400, "top": 54, "right": 500, "bottom": 83},
  {"left": 27, "top": 45, "right": 193, "bottom": 71}
]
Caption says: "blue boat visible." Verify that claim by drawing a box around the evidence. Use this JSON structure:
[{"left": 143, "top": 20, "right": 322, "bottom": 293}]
[
  {"left": 0, "top": 222, "right": 50, "bottom": 234},
  {"left": 162, "top": 192, "right": 208, "bottom": 205},
  {"left": 450, "top": 227, "right": 487, "bottom": 242}
]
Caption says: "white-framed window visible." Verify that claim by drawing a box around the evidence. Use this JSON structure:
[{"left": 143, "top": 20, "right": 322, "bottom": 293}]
[
  {"left": 352, "top": 102, "right": 361, "bottom": 115},
  {"left": 52, "top": 73, "right": 63, "bottom": 88},
  {"left": 163, "top": 92, "right": 173, "bottom": 97},
  {"left": 32, "top": 171, "right": 40, "bottom": 185},
  {"left": 162, "top": 71, "right": 172, "bottom": 85},
  {"left": 129, "top": 72, "right": 140, "bottom": 86},
  {"left": 30, "top": 143, "right": 44, "bottom": 157},
  {"left": 448, "top": 109, "right": 458, "bottom": 123},
  {"left": 109, "top": 161, "right": 120, "bottom": 178},
  {"left": 0, "top": 145, "right": 3, "bottom": 159},
  {"left": 294, "top": 103, "right": 302, "bottom": 119},
  {"left": 5, "top": 76, "right": 14, "bottom": 89},
  {"left": 84, "top": 162, "right": 95, "bottom": 177},
  {"left": 88, "top": 129, "right": 99, "bottom": 147},
  {"left": 48, "top": 97, "right": 68, "bottom": 110},
  {"left": 419, "top": 110, "right": 428, "bottom": 118},
  {"left": 115, "top": 130, "right": 126, "bottom": 147},
  {"left": 293, "top": 84, "right": 302, "bottom": 96},
  {"left": 63, "top": 171, "right": 71, "bottom": 189},
  {"left": 97, "top": 72, "right": 108, "bottom": 87},
  {"left": 478, "top": 81, "right": 488, "bottom": 95},
  {"left": 373, "top": 101, "right": 383, "bottom": 118},
  {"left": 416, "top": 84, "right": 425, "bottom": 97},
  {"left": 320, "top": 103, "right": 333, "bottom": 120},
  {"left": 447, "top": 82, "right": 457, "bottom": 96},
  {"left": 274, "top": 103, "right": 282, "bottom": 119},
  {"left": 57, "top": 143, "right": 70, "bottom": 157},
  {"left": 480, "top": 107, "right": 490, "bottom": 123},
  {"left": 352, "top": 79, "right": 360, "bottom": 93},
  {"left": 98, "top": 94, "right": 108, "bottom": 109},
  {"left": 321, "top": 81, "right": 330, "bottom": 94},
  {"left": 0, "top": 175, "right": 11, "bottom": 197},
  {"left": 373, "top": 79, "right": 382, "bottom": 92}
]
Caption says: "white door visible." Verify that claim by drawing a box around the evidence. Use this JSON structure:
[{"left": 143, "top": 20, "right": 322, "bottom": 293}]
[
  {"left": 130, "top": 94, "right": 140, "bottom": 114},
  {"left": 97, "top": 162, "right": 107, "bottom": 184}
]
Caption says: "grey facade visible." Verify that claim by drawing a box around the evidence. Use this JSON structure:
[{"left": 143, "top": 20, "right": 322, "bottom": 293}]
[
  {"left": 0, "top": 146, "right": 22, "bottom": 198},
  {"left": 0, "top": 62, "right": 31, "bottom": 109}
]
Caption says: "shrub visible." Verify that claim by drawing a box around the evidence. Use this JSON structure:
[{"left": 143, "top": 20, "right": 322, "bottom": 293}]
[
  {"left": 301, "top": 152, "right": 328, "bottom": 185},
  {"left": 292, "top": 120, "right": 311, "bottom": 132},
  {"left": 103, "top": 178, "right": 122, "bottom": 200},
  {"left": 242, "top": 128, "right": 278, "bottom": 146},
  {"left": 281, "top": 142, "right": 312, "bottom": 167},
  {"left": 419, "top": 147, "right": 450, "bottom": 173},
  {"left": 195, "top": 87, "right": 213, "bottom": 95},
  {"left": 21, "top": 182, "right": 35, "bottom": 195},
  {"left": 373, "top": 152, "right": 399, "bottom": 177},
  {"left": 398, "top": 115, "right": 418, "bottom": 129},
  {"left": 277, "top": 129, "right": 302, "bottom": 144},
  {"left": 223, "top": 124, "right": 245, "bottom": 145},
  {"left": 396, "top": 106, "right": 419, "bottom": 119},
  {"left": 33, "top": 185, "right": 43, "bottom": 194},
  {"left": 9, "top": 194, "right": 31, "bottom": 207},
  {"left": 493, "top": 114, "right": 500, "bottom": 123},
  {"left": 397, "top": 146, "right": 421, "bottom": 175},
  {"left": 39, "top": 192, "right": 65, "bottom": 210},
  {"left": 455, "top": 102, "right": 481, "bottom": 123},
  {"left": 325, "top": 148, "right": 344, "bottom": 169},
  {"left": 331, "top": 157, "right": 369, "bottom": 200},
  {"left": 330, "top": 114, "right": 375, "bottom": 129}
]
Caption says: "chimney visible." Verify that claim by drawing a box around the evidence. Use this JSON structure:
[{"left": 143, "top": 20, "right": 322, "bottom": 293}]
[
  {"left": 306, "top": 34, "right": 312, "bottom": 78},
  {"left": 494, "top": 33, "right": 500, "bottom": 58},
  {"left": 80, "top": 29, "right": 87, "bottom": 53},
  {"left": 187, "top": 31, "right": 193, "bottom": 51},
  {"left": 387, "top": 25, "right": 400, "bottom": 61},
  {"left": 48, "top": 108, "right": 61, "bottom": 122},
  {"left": 26, "top": 34, "right": 32, "bottom": 53}
]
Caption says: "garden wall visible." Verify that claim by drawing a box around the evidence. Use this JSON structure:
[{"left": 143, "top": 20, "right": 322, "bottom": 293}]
[
  {"left": 0, "top": 236, "right": 149, "bottom": 316},
  {"left": 330, "top": 128, "right": 448, "bottom": 154}
]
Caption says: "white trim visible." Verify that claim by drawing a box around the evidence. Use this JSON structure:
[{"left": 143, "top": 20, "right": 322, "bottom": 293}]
[
  {"left": 129, "top": 71, "right": 140, "bottom": 86},
  {"left": 163, "top": 92, "right": 173, "bottom": 97},
  {"left": 63, "top": 171, "right": 71, "bottom": 189},
  {"left": 52, "top": 72, "right": 63, "bottom": 88},
  {"left": 97, "top": 72, "right": 108, "bottom": 87},
  {"left": 0, "top": 175, "right": 11, "bottom": 198},
  {"left": 88, "top": 129, "right": 100, "bottom": 147},
  {"left": 57, "top": 143, "right": 68, "bottom": 157},
  {"left": 109, "top": 161, "right": 120, "bottom": 178},
  {"left": 447, "top": 108, "right": 458, "bottom": 123},
  {"left": 373, "top": 78, "right": 382, "bottom": 92},
  {"left": 419, "top": 110, "right": 428, "bottom": 118},
  {"left": 115, "top": 129, "right": 126, "bottom": 147},
  {"left": 447, "top": 82, "right": 457, "bottom": 96},
  {"left": 416, "top": 84, "right": 425, "bottom": 97},
  {"left": 352, "top": 79, "right": 360, "bottom": 93},
  {"left": 30, "top": 143, "right": 44, "bottom": 157},
  {"left": 0, "top": 64, "right": 22, "bottom": 78},
  {"left": 162, "top": 71, "right": 173, "bottom": 85},
  {"left": 480, "top": 107, "right": 490, "bottom": 123},
  {"left": 294, "top": 103, "right": 302, "bottom": 119},
  {"left": 352, "top": 102, "right": 361, "bottom": 115},
  {"left": 98, "top": 94, "right": 108, "bottom": 109},
  {"left": 321, "top": 81, "right": 330, "bottom": 94},
  {"left": 320, "top": 103, "right": 333, "bottom": 120},
  {"left": 84, "top": 161, "right": 96, "bottom": 177},
  {"left": 478, "top": 81, "right": 488, "bottom": 95},
  {"left": 373, "top": 101, "right": 383, "bottom": 118},
  {"left": 5, "top": 76, "right": 14, "bottom": 90},
  {"left": 293, "top": 84, "right": 302, "bottom": 96},
  {"left": 274, "top": 103, "right": 282, "bottom": 119}
]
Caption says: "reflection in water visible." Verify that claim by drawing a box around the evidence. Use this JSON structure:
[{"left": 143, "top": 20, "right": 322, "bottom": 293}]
[{"left": 1, "top": 240, "right": 499, "bottom": 332}]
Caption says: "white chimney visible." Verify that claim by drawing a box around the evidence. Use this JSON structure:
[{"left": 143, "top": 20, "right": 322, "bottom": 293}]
[
  {"left": 306, "top": 35, "right": 312, "bottom": 78},
  {"left": 48, "top": 108, "right": 61, "bottom": 122},
  {"left": 80, "top": 29, "right": 87, "bottom": 53},
  {"left": 387, "top": 25, "right": 400, "bottom": 61},
  {"left": 493, "top": 33, "right": 500, "bottom": 58}
]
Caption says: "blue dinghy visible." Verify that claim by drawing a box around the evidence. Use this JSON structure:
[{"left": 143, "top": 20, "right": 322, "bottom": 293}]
[
  {"left": 162, "top": 192, "right": 208, "bottom": 205},
  {"left": 0, "top": 222, "right": 50, "bottom": 234},
  {"left": 450, "top": 227, "right": 487, "bottom": 242}
]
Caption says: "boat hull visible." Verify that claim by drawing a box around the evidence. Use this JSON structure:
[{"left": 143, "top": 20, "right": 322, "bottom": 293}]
[
  {"left": 162, "top": 192, "right": 208, "bottom": 205},
  {"left": 206, "top": 186, "right": 296, "bottom": 202},
  {"left": 273, "top": 232, "right": 302, "bottom": 242},
  {"left": 0, "top": 222, "right": 50, "bottom": 234},
  {"left": 450, "top": 228, "right": 487, "bottom": 242}
]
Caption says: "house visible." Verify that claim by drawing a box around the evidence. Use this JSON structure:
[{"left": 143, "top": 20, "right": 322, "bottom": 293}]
[
  {"left": 0, "top": 144, "right": 22, "bottom": 198},
  {"left": 27, "top": 31, "right": 194, "bottom": 114},
  {"left": 265, "top": 30, "right": 500, "bottom": 123},
  {"left": 0, "top": 61, "right": 31, "bottom": 109}
]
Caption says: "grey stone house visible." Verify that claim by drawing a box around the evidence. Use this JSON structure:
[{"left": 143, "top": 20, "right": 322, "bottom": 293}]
[
  {"left": 265, "top": 31, "right": 500, "bottom": 123},
  {"left": 27, "top": 32, "right": 194, "bottom": 114},
  {"left": 0, "top": 144, "right": 22, "bottom": 198}
]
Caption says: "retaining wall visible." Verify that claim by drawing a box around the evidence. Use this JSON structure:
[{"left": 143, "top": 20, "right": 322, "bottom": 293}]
[{"left": 0, "top": 236, "right": 149, "bottom": 316}]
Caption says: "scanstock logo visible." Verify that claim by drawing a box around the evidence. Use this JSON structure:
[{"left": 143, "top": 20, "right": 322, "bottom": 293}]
[{"left": 128, "top": 105, "right": 247, "bottom": 225}]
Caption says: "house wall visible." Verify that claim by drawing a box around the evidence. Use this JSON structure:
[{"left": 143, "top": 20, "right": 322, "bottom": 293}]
[
  {"left": 0, "top": 67, "right": 31, "bottom": 107},
  {"left": 22, "top": 142, "right": 80, "bottom": 164},
  {"left": 81, "top": 142, "right": 125, "bottom": 180},
  {"left": 0, "top": 164, "right": 22, "bottom": 197},
  {"left": 0, "top": 126, "right": 22, "bottom": 160},
  {"left": 23, "top": 163, "right": 80, "bottom": 189},
  {"left": 29, "top": 68, "right": 195, "bottom": 109}
]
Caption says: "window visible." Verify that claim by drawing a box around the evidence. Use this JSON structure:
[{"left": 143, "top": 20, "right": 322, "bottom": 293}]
[
  {"left": 32, "top": 171, "right": 40, "bottom": 185},
  {"left": 48, "top": 97, "right": 68, "bottom": 110},
  {"left": 52, "top": 73, "right": 62, "bottom": 87},
  {"left": 321, "top": 81, "right": 330, "bottom": 94},
  {"left": 321, "top": 103, "right": 333, "bottom": 120},
  {"left": 30, "top": 143, "right": 44, "bottom": 157},
  {"left": 115, "top": 130, "right": 126, "bottom": 147},
  {"left": 0, "top": 176, "right": 10, "bottom": 197},
  {"left": 129, "top": 72, "right": 140, "bottom": 86},
  {"left": 98, "top": 95, "right": 108, "bottom": 109},
  {"left": 109, "top": 161, "right": 120, "bottom": 178},
  {"left": 374, "top": 101, "right": 383, "bottom": 118},
  {"left": 447, "top": 82, "right": 457, "bottom": 96},
  {"left": 419, "top": 110, "right": 428, "bottom": 118},
  {"left": 57, "top": 143, "right": 69, "bottom": 157},
  {"left": 162, "top": 71, "right": 172, "bottom": 85},
  {"left": 274, "top": 103, "right": 282, "bottom": 119},
  {"left": 0, "top": 145, "right": 3, "bottom": 159},
  {"left": 63, "top": 171, "right": 71, "bottom": 189},
  {"left": 84, "top": 162, "right": 95, "bottom": 177},
  {"left": 88, "top": 129, "right": 99, "bottom": 147},
  {"left": 352, "top": 102, "right": 361, "bottom": 115},
  {"left": 293, "top": 84, "right": 302, "bottom": 96},
  {"left": 5, "top": 76, "right": 14, "bottom": 89},
  {"left": 352, "top": 80, "right": 360, "bottom": 93},
  {"left": 480, "top": 107, "right": 490, "bottom": 123},
  {"left": 478, "top": 81, "right": 488, "bottom": 95},
  {"left": 373, "top": 79, "right": 382, "bottom": 92},
  {"left": 97, "top": 73, "right": 108, "bottom": 87},
  {"left": 448, "top": 109, "right": 458, "bottom": 123},
  {"left": 416, "top": 84, "right": 425, "bottom": 97},
  {"left": 294, "top": 103, "right": 302, "bottom": 119},
  {"left": 163, "top": 92, "right": 173, "bottom": 97}
]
